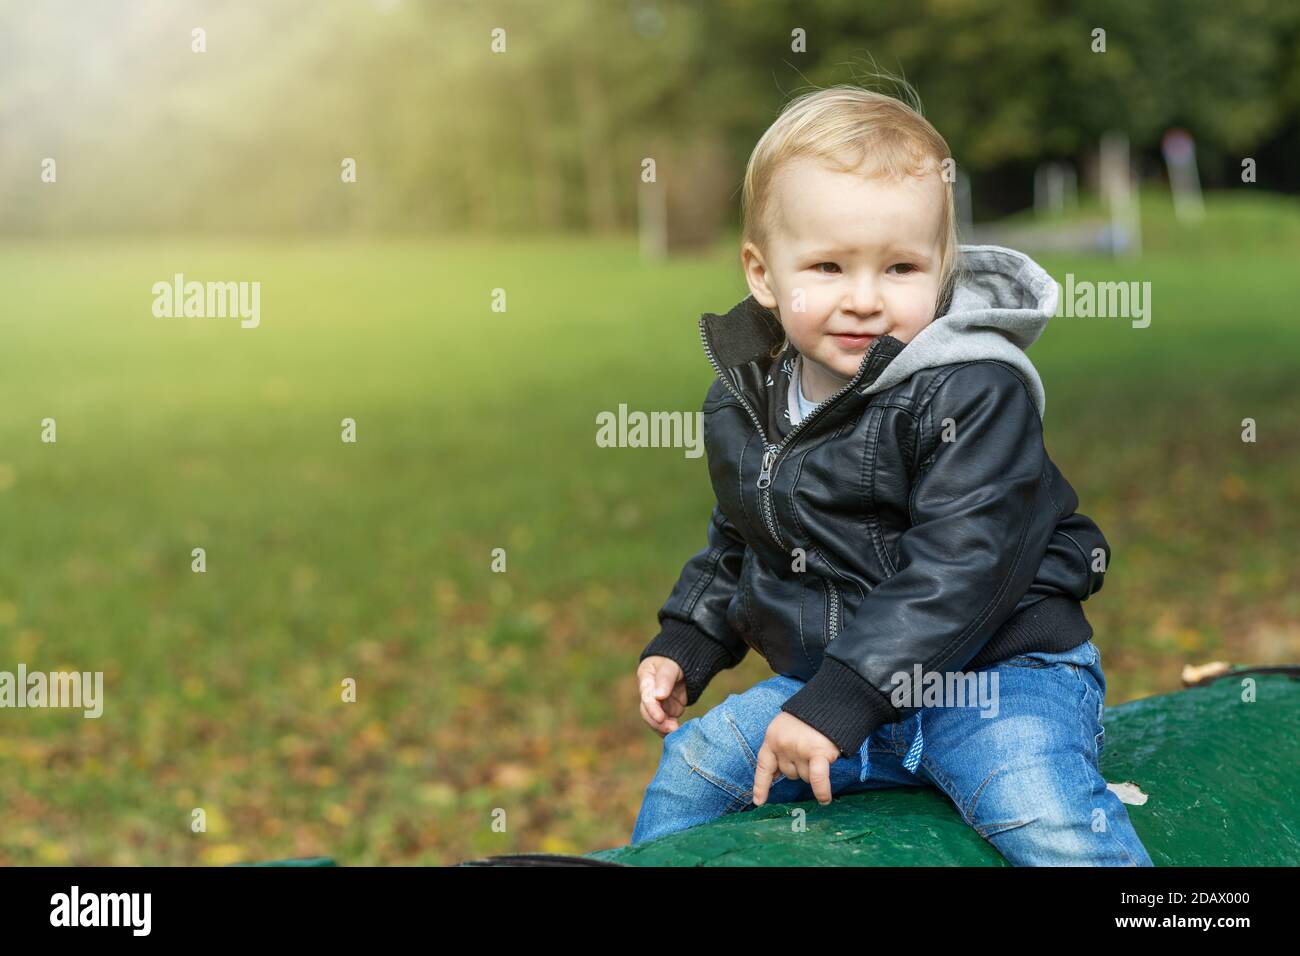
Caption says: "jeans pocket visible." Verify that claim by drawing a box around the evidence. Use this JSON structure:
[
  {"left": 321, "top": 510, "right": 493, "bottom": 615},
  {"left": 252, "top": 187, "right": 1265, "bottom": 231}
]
[{"left": 724, "top": 712, "right": 785, "bottom": 784}]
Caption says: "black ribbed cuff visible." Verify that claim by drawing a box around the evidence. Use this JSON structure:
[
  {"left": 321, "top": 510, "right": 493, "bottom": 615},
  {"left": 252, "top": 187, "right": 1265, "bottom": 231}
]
[
  {"left": 780, "top": 656, "right": 900, "bottom": 758},
  {"left": 640, "top": 618, "right": 739, "bottom": 705}
]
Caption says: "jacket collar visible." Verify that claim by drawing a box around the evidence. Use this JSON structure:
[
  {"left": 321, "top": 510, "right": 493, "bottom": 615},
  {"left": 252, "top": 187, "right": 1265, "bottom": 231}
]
[
  {"left": 699, "top": 295, "right": 787, "bottom": 369},
  {"left": 699, "top": 295, "right": 905, "bottom": 437}
]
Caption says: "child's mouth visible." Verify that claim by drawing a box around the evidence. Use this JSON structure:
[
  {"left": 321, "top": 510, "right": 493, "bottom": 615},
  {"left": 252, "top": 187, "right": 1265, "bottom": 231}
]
[{"left": 829, "top": 333, "right": 874, "bottom": 349}]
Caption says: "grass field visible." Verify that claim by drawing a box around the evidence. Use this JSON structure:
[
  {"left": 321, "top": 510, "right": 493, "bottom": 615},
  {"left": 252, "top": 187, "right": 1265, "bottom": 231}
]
[{"left": 1, "top": 192, "right": 1298, "bottom": 864}]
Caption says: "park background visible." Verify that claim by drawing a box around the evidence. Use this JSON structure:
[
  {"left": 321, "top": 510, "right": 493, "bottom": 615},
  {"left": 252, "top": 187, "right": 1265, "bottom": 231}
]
[{"left": 1, "top": 0, "right": 1298, "bottom": 864}]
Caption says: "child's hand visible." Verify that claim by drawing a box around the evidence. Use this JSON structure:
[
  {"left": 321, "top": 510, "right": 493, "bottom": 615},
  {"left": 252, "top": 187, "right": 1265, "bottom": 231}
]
[
  {"left": 637, "top": 656, "right": 687, "bottom": 736},
  {"left": 753, "top": 712, "right": 842, "bottom": 806}
]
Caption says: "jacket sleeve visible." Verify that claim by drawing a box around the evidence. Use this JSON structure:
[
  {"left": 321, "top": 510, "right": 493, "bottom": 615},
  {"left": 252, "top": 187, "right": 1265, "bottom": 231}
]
[
  {"left": 1046, "top": 509, "right": 1110, "bottom": 599},
  {"left": 1009, "top": 461, "right": 1111, "bottom": 613},
  {"left": 781, "top": 362, "right": 1065, "bottom": 757},
  {"left": 639, "top": 502, "right": 751, "bottom": 705}
]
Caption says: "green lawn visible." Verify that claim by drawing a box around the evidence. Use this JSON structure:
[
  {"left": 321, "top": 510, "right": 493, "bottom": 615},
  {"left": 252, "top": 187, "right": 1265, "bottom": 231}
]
[{"left": 1, "top": 193, "right": 1298, "bottom": 864}]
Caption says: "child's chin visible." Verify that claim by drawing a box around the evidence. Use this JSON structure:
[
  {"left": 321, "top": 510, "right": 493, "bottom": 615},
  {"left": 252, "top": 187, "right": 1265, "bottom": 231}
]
[
  {"left": 823, "top": 350, "right": 864, "bottom": 372},
  {"left": 811, "top": 359, "right": 858, "bottom": 382}
]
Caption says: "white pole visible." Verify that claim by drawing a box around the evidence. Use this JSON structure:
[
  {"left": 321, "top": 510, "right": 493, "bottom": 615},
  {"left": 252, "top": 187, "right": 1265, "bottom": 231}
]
[{"left": 638, "top": 178, "right": 667, "bottom": 262}]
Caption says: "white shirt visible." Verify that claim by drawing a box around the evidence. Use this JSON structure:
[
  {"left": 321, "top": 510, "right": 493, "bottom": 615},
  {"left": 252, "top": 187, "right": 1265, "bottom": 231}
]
[{"left": 788, "top": 354, "right": 819, "bottom": 424}]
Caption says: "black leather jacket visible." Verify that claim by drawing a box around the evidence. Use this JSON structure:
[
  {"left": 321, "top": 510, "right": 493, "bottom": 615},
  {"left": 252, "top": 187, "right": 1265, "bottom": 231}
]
[{"left": 640, "top": 290, "right": 1110, "bottom": 758}]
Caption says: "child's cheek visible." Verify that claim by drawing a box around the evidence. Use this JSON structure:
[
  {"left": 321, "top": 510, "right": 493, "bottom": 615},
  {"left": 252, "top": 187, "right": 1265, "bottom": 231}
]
[{"left": 787, "top": 288, "right": 825, "bottom": 324}]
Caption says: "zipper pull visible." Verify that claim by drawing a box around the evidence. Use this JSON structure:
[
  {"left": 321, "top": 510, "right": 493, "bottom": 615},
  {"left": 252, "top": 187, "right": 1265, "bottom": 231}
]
[{"left": 757, "top": 447, "right": 776, "bottom": 489}]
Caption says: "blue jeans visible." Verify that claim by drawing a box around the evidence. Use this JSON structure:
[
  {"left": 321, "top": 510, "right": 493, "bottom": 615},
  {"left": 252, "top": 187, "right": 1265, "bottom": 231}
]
[{"left": 631, "top": 639, "right": 1153, "bottom": 866}]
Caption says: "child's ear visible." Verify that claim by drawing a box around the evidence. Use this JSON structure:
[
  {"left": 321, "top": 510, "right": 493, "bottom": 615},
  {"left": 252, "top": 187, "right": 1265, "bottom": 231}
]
[{"left": 740, "top": 241, "right": 779, "bottom": 311}]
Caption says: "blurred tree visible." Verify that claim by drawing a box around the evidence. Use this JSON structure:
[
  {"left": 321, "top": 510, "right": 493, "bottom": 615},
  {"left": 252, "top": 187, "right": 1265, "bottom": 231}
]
[{"left": 0, "top": 0, "right": 1296, "bottom": 235}]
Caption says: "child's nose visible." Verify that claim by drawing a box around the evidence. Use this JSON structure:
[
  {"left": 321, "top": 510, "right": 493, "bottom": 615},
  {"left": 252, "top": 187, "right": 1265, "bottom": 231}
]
[{"left": 843, "top": 274, "right": 884, "bottom": 317}]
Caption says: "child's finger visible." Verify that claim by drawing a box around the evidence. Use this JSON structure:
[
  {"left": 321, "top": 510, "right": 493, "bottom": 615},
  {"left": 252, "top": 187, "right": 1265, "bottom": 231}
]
[
  {"left": 639, "top": 698, "right": 662, "bottom": 729},
  {"left": 640, "top": 698, "right": 678, "bottom": 735},
  {"left": 752, "top": 744, "right": 779, "bottom": 806},
  {"left": 655, "top": 670, "right": 679, "bottom": 700},
  {"left": 660, "top": 695, "right": 684, "bottom": 719},
  {"left": 639, "top": 676, "right": 666, "bottom": 723},
  {"left": 809, "top": 755, "right": 833, "bottom": 805}
]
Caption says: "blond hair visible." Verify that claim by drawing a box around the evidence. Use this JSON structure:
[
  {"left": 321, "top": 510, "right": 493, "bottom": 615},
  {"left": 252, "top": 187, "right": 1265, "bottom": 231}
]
[{"left": 741, "top": 79, "right": 964, "bottom": 357}]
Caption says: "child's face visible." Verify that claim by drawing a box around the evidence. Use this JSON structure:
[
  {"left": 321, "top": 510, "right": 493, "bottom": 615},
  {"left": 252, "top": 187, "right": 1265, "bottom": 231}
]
[{"left": 742, "top": 155, "right": 946, "bottom": 400}]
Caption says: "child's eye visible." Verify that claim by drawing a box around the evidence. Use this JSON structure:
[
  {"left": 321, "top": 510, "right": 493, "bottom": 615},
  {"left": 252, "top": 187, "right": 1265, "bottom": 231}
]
[
  {"left": 813, "top": 262, "right": 840, "bottom": 274},
  {"left": 889, "top": 263, "right": 916, "bottom": 275}
]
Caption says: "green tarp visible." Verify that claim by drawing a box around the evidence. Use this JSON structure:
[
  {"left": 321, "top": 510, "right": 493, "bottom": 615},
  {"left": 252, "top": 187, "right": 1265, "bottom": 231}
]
[{"left": 586, "top": 672, "right": 1300, "bottom": 866}]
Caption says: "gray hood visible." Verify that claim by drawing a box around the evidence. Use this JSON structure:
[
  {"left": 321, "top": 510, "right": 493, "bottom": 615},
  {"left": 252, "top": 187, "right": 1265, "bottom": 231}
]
[{"left": 858, "top": 244, "right": 1060, "bottom": 418}]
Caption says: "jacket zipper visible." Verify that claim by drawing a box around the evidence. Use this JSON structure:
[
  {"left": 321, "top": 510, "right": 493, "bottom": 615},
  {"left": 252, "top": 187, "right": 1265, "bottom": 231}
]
[
  {"left": 698, "top": 316, "right": 884, "bottom": 549},
  {"left": 825, "top": 579, "right": 840, "bottom": 643}
]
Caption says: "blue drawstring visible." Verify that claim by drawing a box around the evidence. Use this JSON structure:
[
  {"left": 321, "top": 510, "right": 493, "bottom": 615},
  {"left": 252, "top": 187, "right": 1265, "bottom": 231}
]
[
  {"left": 902, "top": 711, "right": 924, "bottom": 774},
  {"left": 857, "top": 711, "right": 924, "bottom": 782}
]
